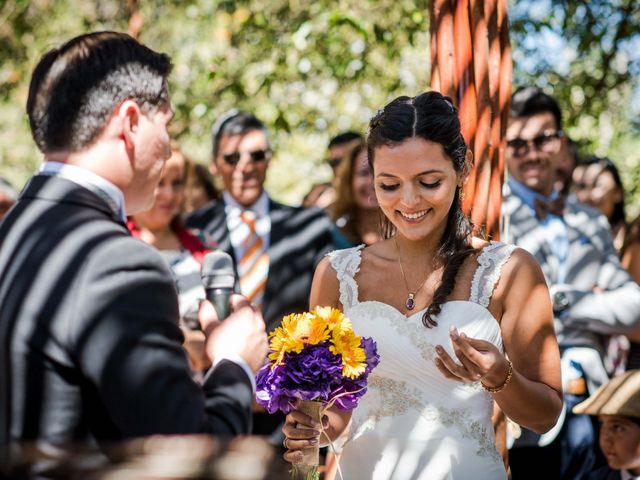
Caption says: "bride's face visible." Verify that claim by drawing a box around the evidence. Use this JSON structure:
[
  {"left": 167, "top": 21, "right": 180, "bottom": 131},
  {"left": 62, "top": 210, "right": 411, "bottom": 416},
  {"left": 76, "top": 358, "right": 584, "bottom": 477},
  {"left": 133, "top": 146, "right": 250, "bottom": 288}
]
[{"left": 373, "top": 137, "right": 459, "bottom": 242}]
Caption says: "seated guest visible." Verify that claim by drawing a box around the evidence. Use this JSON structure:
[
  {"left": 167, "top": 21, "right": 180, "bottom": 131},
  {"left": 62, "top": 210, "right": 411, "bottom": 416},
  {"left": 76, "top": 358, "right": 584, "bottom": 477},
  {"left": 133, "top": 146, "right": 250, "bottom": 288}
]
[
  {"left": 129, "top": 143, "right": 209, "bottom": 326},
  {"left": 303, "top": 131, "right": 363, "bottom": 209},
  {"left": 575, "top": 156, "right": 640, "bottom": 370},
  {"left": 502, "top": 87, "right": 640, "bottom": 479},
  {"left": 574, "top": 370, "right": 640, "bottom": 479},
  {"left": 127, "top": 143, "right": 211, "bottom": 374},
  {"left": 329, "top": 138, "right": 381, "bottom": 248},
  {"left": 575, "top": 156, "right": 627, "bottom": 252}
]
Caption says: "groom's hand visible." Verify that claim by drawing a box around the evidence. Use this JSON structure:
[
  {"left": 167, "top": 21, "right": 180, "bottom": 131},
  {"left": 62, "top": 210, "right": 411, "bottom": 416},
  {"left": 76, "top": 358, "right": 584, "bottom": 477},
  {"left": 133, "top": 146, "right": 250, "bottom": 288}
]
[
  {"left": 434, "top": 326, "right": 510, "bottom": 385},
  {"left": 200, "top": 295, "right": 268, "bottom": 373}
]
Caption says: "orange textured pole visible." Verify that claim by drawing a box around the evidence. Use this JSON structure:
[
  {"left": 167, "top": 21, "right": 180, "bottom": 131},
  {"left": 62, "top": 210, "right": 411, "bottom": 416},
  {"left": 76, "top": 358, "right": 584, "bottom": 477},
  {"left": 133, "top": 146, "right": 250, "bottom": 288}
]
[
  {"left": 430, "top": 0, "right": 510, "bottom": 238},
  {"left": 430, "top": 1, "right": 441, "bottom": 93},
  {"left": 452, "top": 0, "right": 478, "bottom": 214},
  {"left": 469, "top": 0, "right": 491, "bottom": 235},
  {"left": 485, "top": 0, "right": 502, "bottom": 240},
  {"left": 432, "top": 0, "right": 457, "bottom": 100},
  {"left": 497, "top": 0, "right": 511, "bottom": 238}
]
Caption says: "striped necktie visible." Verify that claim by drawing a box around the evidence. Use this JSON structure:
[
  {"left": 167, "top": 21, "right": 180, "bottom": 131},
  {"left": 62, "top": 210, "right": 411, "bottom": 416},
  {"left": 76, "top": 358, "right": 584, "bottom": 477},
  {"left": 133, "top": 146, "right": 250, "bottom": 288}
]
[{"left": 238, "top": 210, "right": 269, "bottom": 305}]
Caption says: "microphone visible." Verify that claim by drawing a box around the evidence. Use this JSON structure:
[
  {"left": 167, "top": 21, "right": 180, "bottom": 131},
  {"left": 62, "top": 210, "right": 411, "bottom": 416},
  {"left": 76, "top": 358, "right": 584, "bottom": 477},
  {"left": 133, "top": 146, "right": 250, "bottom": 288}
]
[{"left": 201, "top": 251, "right": 236, "bottom": 321}]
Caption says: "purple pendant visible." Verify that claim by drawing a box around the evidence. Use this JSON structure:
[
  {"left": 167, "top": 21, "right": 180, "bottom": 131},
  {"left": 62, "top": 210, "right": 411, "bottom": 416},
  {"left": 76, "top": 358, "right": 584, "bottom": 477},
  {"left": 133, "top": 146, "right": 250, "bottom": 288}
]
[{"left": 406, "top": 295, "right": 415, "bottom": 310}]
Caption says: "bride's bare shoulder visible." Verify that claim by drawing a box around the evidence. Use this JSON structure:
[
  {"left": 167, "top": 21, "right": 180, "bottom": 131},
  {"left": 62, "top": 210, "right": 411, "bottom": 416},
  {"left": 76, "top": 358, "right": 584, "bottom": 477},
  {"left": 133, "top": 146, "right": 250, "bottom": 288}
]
[
  {"left": 311, "top": 255, "right": 341, "bottom": 308},
  {"left": 489, "top": 242, "right": 547, "bottom": 304}
]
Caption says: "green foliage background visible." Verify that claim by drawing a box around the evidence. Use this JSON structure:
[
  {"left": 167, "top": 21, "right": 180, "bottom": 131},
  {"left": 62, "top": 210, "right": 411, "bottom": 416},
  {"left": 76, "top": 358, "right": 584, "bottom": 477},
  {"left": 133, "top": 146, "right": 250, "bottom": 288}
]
[{"left": 1, "top": 0, "right": 639, "bottom": 216}]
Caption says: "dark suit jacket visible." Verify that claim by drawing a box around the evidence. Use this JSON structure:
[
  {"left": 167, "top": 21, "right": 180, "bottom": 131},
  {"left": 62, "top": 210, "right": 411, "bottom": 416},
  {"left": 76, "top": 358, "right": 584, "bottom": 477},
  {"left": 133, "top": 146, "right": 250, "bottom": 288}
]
[
  {"left": 187, "top": 197, "right": 335, "bottom": 333},
  {"left": 0, "top": 176, "right": 253, "bottom": 458}
]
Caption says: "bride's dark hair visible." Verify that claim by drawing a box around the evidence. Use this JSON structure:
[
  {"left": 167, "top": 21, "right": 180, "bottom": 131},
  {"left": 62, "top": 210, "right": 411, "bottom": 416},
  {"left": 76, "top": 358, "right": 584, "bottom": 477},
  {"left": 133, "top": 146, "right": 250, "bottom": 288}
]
[{"left": 367, "top": 91, "right": 475, "bottom": 328}]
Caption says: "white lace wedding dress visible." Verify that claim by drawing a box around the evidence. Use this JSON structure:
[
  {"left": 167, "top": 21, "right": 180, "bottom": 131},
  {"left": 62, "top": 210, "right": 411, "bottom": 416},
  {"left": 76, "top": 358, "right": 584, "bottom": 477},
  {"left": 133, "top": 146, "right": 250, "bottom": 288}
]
[{"left": 327, "top": 241, "right": 515, "bottom": 480}]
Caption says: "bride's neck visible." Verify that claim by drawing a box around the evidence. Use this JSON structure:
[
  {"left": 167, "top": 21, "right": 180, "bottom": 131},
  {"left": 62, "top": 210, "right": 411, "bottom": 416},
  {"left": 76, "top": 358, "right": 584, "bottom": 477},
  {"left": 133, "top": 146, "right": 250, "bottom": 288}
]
[{"left": 394, "top": 233, "right": 441, "bottom": 267}]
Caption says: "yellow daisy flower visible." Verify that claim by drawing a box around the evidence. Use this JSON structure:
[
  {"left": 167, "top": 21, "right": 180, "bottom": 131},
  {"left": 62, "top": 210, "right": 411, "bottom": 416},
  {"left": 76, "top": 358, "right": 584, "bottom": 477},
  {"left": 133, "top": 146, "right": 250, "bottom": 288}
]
[
  {"left": 330, "top": 329, "right": 367, "bottom": 379},
  {"left": 268, "top": 313, "right": 307, "bottom": 365},
  {"left": 314, "top": 306, "right": 351, "bottom": 334},
  {"left": 307, "top": 314, "right": 331, "bottom": 345}
]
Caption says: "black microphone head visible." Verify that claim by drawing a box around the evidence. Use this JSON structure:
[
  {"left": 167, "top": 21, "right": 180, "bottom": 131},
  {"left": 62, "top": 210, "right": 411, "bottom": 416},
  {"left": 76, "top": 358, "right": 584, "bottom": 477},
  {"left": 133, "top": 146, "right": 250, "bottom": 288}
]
[{"left": 201, "top": 251, "right": 236, "bottom": 290}]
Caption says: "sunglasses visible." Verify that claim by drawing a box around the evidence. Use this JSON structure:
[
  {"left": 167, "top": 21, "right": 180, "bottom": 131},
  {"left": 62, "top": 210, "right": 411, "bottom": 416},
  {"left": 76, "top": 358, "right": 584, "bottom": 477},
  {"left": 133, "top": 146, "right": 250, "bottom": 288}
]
[
  {"left": 222, "top": 149, "right": 270, "bottom": 166},
  {"left": 507, "top": 131, "right": 563, "bottom": 157}
]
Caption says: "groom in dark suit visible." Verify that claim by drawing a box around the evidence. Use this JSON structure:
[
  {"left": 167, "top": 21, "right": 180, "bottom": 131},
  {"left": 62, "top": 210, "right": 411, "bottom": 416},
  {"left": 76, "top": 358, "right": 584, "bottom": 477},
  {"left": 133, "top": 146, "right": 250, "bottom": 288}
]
[
  {"left": 186, "top": 111, "right": 335, "bottom": 437},
  {"left": 0, "top": 32, "right": 268, "bottom": 473}
]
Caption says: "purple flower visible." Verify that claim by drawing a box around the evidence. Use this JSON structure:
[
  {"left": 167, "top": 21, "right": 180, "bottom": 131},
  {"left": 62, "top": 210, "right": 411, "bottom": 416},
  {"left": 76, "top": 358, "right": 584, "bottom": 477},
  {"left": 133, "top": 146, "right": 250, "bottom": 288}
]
[
  {"left": 256, "top": 343, "right": 344, "bottom": 413},
  {"left": 361, "top": 337, "right": 380, "bottom": 374},
  {"left": 255, "top": 333, "right": 380, "bottom": 414}
]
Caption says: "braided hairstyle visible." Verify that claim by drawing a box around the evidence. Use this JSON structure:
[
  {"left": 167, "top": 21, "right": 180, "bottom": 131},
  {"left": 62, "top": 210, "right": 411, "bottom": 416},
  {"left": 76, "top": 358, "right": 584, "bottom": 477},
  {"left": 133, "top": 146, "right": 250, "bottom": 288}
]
[{"left": 367, "top": 91, "right": 475, "bottom": 328}]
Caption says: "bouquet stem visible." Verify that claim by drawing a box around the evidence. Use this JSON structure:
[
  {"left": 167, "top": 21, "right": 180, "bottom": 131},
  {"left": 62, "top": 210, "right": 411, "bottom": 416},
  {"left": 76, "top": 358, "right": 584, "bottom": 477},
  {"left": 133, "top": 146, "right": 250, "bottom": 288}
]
[{"left": 291, "top": 400, "right": 323, "bottom": 480}]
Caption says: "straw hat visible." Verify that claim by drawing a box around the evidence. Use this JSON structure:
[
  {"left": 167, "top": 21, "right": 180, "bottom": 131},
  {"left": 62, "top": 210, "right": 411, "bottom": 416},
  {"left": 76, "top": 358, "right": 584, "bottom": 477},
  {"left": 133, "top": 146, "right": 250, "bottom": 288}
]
[{"left": 573, "top": 370, "right": 640, "bottom": 418}]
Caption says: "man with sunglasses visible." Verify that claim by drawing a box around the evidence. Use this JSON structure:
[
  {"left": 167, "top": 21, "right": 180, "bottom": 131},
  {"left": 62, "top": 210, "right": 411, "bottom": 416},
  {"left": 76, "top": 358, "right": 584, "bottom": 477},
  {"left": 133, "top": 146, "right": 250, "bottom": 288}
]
[
  {"left": 187, "top": 111, "right": 335, "bottom": 439},
  {"left": 502, "top": 87, "right": 640, "bottom": 479}
]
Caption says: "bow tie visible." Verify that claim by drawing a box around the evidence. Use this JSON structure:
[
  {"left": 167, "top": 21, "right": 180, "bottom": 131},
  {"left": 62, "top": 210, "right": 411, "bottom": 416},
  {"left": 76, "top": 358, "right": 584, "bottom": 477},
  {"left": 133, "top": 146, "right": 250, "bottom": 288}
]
[{"left": 534, "top": 196, "right": 565, "bottom": 220}]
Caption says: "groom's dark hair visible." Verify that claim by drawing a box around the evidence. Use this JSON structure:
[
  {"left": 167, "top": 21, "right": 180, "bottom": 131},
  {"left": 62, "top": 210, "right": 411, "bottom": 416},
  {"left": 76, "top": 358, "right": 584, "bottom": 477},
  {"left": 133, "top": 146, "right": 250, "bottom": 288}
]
[{"left": 27, "top": 31, "right": 172, "bottom": 154}]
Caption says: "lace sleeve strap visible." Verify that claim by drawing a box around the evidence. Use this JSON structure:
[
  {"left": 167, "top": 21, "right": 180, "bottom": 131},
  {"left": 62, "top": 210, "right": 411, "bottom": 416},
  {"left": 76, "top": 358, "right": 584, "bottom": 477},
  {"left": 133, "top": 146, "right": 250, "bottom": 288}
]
[
  {"left": 326, "top": 245, "right": 364, "bottom": 311},
  {"left": 469, "top": 241, "right": 517, "bottom": 308}
]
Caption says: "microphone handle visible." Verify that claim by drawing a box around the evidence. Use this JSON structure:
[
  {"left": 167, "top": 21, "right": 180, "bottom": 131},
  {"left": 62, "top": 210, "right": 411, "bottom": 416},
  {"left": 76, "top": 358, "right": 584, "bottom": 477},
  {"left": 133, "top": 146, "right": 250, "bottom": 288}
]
[{"left": 206, "top": 287, "right": 232, "bottom": 321}]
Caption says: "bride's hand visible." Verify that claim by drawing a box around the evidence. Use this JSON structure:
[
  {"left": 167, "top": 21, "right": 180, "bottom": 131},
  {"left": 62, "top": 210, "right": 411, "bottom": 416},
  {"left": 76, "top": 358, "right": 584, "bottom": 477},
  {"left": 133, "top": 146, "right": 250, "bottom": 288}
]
[
  {"left": 434, "top": 326, "right": 510, "bottom": 387},
  {"left": 281, "top": 403, "right": 329, "bottom": 464}
]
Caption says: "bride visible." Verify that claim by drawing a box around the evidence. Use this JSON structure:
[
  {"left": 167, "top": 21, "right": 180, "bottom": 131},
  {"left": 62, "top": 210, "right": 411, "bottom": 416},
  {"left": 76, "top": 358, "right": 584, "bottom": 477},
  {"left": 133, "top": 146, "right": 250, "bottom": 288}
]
[{"left": 281, "top": 91, "right": 563, "bottom": 479}]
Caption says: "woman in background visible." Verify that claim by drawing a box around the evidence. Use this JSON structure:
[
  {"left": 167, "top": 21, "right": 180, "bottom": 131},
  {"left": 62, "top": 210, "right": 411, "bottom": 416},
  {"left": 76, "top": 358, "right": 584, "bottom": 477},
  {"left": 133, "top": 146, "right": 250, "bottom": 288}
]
[
  {"left": 576, "top": 156, "right": 627, "bottom": 252},
  {"left": 576, "top": 156, "right": 640, "bottom": 369},
  {"left": 330, "top": 139, "right": 381, "bottom": 248},
  {"left": 128, "top": 142, "right": 211, "bottom": 375}
]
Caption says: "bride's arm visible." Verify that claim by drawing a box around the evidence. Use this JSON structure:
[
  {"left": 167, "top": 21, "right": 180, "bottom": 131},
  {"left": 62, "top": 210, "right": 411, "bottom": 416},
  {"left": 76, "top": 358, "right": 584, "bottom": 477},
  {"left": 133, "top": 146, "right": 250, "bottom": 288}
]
[
  {"left": 492, "top": 249, "right": 562, "bottom": 433},
  {"left": 435, "top": 248, "right": 562, "bottom": 433},
  {"left": 282, "top": 257, "right": 353, "bottom": 460}
]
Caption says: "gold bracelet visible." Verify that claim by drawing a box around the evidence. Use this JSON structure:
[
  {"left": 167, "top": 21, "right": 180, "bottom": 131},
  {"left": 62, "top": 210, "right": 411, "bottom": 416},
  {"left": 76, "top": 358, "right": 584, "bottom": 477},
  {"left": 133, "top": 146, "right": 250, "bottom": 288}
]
[{"left": 481, "top": 360, "right": 513, "bottom": 394}]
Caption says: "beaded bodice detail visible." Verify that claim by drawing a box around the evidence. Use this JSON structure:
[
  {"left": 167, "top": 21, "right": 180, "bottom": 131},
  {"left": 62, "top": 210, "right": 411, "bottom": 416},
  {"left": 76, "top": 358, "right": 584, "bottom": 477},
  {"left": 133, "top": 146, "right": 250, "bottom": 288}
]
[{"left": 328, "top": 240, "right": 515, "bottom": 311}]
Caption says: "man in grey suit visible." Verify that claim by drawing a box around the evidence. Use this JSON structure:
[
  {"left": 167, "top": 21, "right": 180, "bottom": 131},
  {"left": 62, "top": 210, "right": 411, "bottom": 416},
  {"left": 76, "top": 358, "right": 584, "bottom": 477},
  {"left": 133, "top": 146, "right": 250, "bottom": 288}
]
[
  {"left": 0, "top": 31, "right": 268, "bottom": 474},
  {"left": 503, "top": 87, "right": 640, "bottom": 479}
]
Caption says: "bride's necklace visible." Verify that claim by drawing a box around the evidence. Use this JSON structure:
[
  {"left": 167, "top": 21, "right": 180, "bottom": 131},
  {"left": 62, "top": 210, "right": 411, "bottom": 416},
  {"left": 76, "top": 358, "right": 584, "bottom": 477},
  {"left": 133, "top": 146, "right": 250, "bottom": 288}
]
[{"left": 393, "top": 236, "right": 429, "bottom": 311}]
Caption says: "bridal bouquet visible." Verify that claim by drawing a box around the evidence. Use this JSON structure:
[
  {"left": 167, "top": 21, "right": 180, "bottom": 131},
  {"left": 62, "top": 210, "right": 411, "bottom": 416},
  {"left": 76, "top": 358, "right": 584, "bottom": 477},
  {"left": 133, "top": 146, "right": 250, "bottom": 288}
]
[{"left": 255, "top": 306, "right": 379, "bottom": 479}]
